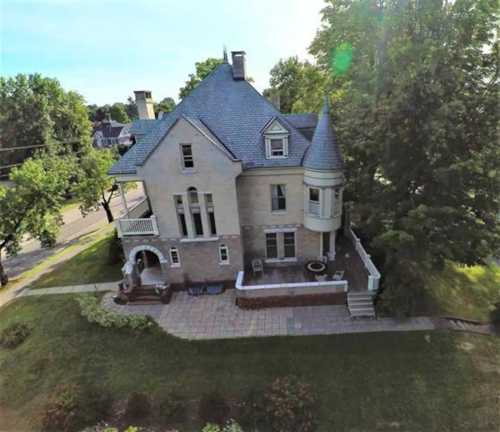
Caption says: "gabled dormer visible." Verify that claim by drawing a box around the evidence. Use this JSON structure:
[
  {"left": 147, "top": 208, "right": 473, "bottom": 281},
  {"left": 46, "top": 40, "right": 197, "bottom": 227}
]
[{"left": 262, "top": 118, "right": 289, "bottom": 159}]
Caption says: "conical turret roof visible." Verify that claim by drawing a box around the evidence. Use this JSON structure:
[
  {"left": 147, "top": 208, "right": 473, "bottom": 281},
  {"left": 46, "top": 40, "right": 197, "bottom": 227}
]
[{"left": 303, "top": 98, "right": 343, "bottom": 171}]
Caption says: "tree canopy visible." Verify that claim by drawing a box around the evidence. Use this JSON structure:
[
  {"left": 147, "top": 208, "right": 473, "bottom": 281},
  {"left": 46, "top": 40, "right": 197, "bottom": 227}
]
[
  {"left": 263, "top": 57, "right": 328, "bottom": 114},
  {"left": 310, "top": 0, "right": 499, "bottom": 313},
  {"left": 0, "top": 152, "right": 74, "bottom": 285},
  {"left": 179, "top": 58, "right": 224, "bottom": 99},
  {"left": 0, "top": 74, "right": 92, "bottom": 158}
]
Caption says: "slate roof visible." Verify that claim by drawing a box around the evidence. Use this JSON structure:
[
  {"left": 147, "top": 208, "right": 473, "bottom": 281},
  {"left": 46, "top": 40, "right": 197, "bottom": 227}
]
[
  {"left": 110, "top": 62, "right": 342, "bottom": 175},
  {"left": 303, "top": 99, "right": 343, "bottom": 171},
  {"left": 129, "top": 119, "right": 160, "bottom": 136},
  {"left": 284, "top": 113, "right": 318, "bottom": 129},
  {"left": 93, "top": 120, "right": 128, "bottom": 138}
]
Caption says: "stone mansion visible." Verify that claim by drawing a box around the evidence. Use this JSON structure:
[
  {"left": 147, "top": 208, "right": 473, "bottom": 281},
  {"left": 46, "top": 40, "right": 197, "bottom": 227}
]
[{"left": 110, "top": 51, "right": 379, "bottom": 313}]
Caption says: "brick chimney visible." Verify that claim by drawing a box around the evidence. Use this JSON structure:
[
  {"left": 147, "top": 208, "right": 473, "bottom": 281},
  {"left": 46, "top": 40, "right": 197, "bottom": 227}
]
[
  {"left": 134, "top": 90, "right": 155, "bottom": 120},
  {"left": 231, "top": 51, "right": 246, "bottom": 80}
]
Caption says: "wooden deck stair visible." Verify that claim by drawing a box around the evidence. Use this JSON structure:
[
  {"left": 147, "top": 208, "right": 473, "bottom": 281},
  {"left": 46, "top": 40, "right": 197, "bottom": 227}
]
[{"left": 347, "top": 291, "right": 376, "bottom": 318}]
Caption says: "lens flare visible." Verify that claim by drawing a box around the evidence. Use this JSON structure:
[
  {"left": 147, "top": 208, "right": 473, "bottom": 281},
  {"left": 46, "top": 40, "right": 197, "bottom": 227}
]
[{"left": 331, "top": 43, "right": 353, "bottom": 76}]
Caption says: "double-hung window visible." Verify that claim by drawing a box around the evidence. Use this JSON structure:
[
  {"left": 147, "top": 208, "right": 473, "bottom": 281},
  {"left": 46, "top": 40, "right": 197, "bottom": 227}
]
[
  {"left": 283, "top": 232, "right": 295, "bottom": 258},
  {"left": 265, "top": 233, "right": 278, "bottom": 259},
  {"left": 308, "top": 188, "right": 320, "bottom": 216},
  {"left": 271, "top": 184, "right": 286, "bottom": 212},
  {"left": 181, "top": 144, "right": 194, "bottom": 169}
]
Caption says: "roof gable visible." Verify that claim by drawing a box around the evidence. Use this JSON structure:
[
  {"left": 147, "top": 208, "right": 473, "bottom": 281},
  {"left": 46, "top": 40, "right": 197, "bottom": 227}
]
[{"left": 110, "top": 62, "right": 314, "bottom": 175}]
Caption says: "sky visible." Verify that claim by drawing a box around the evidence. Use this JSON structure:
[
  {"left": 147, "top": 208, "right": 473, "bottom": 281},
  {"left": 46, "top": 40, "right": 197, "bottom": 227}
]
[{"left": 1, "top": 0, "right": 325, "bottom": 105}]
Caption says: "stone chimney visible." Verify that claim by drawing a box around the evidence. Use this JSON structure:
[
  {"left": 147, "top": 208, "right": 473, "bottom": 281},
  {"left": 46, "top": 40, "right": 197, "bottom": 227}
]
[
  {"left": 134, "top": 90, "right": 155, "bottom": 120},
  {"left": 231, "top": 51, "right": 246, "bottom": 80}
]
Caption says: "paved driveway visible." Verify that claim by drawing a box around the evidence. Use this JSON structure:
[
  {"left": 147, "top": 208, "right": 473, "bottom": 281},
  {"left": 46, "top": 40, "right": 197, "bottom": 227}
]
[{"left": 102, "top": 290, "right": 435, "bottom": 340}]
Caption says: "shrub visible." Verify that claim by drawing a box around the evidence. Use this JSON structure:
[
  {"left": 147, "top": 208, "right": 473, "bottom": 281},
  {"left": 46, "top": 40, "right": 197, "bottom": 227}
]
[
  {"left": 198, "top": 391, "right": 230, "bottom": 425},
  {"left": 202, "top": 420, "right": 244, "bottom": 432},
  {"left": 125, "top": 392, "right": 151, "bottom": 421},
  {"left": 0, "top": 322, "right": 31, "bottom": 348},
  {"left": 263, "top": 376, "right": 317, "bottom": 432},
  {"left": 40, "top": 384, "right": 112, "bottom": 432},
  {"left": 156, "top": 390, "right": 186, "bottom": 425},
  {"left": 76, "top": 295, "right": 155, "bottom": 331},
  {"left": 108, "top": 229, "right": 124, "bottom": 265}
]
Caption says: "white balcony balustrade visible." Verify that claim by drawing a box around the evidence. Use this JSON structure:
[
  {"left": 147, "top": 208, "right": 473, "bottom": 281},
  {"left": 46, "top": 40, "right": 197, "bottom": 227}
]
[{"left": 117, "top": 215, "right": 159, "bottom": 237}]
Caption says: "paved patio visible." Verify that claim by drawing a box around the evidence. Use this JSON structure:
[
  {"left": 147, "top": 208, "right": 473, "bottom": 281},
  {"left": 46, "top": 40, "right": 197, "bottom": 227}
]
[{"left": 102, "top": 290, "right": 435, "bottom": 340}]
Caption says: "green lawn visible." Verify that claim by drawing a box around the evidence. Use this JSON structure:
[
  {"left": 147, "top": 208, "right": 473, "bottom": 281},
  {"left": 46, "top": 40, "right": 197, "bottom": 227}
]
[
  {"left": 0, "top": 295, "right": 499, "bottom": 431},
  {"left": 423, "top": 261, "right": 500, "bottom": 321},
  {"left": 30, "top": 234, "right": 123, "bottom": 289}
]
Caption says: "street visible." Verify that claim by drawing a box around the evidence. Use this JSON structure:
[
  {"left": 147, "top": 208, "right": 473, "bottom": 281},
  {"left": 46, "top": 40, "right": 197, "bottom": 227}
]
[{"left": 3, "top": 188, "right": 145, "bottom": 281}]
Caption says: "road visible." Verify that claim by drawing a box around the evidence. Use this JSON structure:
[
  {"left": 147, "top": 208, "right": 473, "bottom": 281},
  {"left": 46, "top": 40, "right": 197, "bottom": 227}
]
[{"left": 3, "top": 188, "right": 145, "bottom": 281}]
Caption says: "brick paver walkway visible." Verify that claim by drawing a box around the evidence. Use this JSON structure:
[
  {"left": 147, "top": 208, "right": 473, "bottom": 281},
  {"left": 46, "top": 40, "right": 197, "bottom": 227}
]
[{"left": 102, "top": 290, "right": 435, "bottom": 340}]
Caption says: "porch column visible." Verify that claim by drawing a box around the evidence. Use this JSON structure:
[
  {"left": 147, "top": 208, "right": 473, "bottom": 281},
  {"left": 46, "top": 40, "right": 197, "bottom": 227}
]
[
  {"left": 329, "top": 230, "right": 337, "bottom": 261},
  {"left": 182, "top": 193, "right": 195, "bottom": 238},
  {"left": 119, "top": 183, "right": 129, "bottom": 215},
  {"left": 198, "top": 192, "right": 211, "bottom": 238}
]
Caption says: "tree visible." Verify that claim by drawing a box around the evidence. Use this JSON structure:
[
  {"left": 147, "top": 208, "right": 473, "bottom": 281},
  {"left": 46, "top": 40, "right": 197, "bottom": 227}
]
[
  {"left": 154, "top": 97, "right": 176, "bottom": 117},
  {"left": 125, "top": 97, "right": 138, "bottom": 121},
  {"left": 263, "top": 57, "right": 327, "bottom": 113},
  {"left": 73, "top": 148, "right": 120, "bottom": 223},
  {"left": 0, "top": 74, "right": 92, "bottom": 159},
  {"left": 310, "top": 0, "right": 500, "bottom": 314},
  {"left": 0, "top": 153, "right": 74, "bottom": 285},
  {"left": 109, "top": 103, "right": 130, "bottom": 123},
  {"left": 179, "top": 58, "right": 224, "bottom": 99}
]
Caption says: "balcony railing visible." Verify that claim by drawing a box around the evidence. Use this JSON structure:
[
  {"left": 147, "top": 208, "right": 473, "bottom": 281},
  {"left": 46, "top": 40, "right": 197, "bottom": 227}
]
[
  {"left": 117, "top": 215, "right": 159, "bottom": 237},
  {"left": 308, "top": 200, "right": 321, "bottom": 216}
]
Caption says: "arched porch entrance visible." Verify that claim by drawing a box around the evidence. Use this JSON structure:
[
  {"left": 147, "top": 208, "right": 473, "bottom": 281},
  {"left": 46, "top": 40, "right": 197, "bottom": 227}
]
[{"left": 123, "top": 245, "right": 168, "bottom": 289}]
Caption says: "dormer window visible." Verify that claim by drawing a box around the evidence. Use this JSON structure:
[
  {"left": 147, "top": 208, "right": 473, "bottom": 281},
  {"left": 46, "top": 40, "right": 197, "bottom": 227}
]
[{"left": 263, "top": 118, "right": 289, "bottom": 159}]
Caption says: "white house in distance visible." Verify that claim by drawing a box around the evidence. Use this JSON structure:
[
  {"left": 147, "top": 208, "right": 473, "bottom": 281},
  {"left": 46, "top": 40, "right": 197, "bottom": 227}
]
[{"left": 109, "top": 51, "right": 380, "bottom": 317}]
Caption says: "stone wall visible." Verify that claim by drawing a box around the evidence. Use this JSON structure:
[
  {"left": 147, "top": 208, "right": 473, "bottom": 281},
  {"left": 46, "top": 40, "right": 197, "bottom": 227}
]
[{"left": 121, "top": 235, "right": 243, "bottom": 285}]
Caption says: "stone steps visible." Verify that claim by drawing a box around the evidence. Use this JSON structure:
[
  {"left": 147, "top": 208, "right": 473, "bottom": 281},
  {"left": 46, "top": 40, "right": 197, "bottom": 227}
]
[
  {"left": 442, "top": 317, "right": 494, "bottom": 335},
  {"left": 347, "top": 292, "right": 376, "bottom": 318}
]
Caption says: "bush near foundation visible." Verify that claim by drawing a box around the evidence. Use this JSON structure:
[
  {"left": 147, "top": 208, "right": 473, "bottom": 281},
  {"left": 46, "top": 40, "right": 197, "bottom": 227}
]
[{"left": 0, "top": 322, "right": 31, "bottom": 348}]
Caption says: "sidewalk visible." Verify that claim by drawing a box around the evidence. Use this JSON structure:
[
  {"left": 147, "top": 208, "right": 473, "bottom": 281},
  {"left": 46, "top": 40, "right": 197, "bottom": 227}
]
[{"left": 19, "top": 281, "right": 118, "bottom": 297}]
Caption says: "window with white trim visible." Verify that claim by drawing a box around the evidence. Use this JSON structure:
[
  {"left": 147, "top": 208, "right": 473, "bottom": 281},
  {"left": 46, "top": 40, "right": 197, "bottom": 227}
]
[
  {"left": 218, "top": 244, "right": 229, "bottom": 264},
  {"left": 169, "top": 247, "right": 180, "bottom": 267},
  {"left": 308, "top": 187, "right": 320, "bottom": 216},
  {"left": 271, "top": 184, "right": 286, "bottom": 212},
  {"left": 181, "top": 144, "right": 194, "bottom": 169},
  {"left": 283, "top": 232, "right": 296, "bottom": 258},
  {"left": 265, "top": 233, "right": 278, "bottom": 259}
]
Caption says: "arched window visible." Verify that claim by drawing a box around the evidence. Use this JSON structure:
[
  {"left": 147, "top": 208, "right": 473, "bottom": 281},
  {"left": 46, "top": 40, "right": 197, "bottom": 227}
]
[
  {"left": 188, "top": 187, "right": 199, "bottom": 205},
  {"left": 187, "top": 187, "right": 203, "bottom": 236}
]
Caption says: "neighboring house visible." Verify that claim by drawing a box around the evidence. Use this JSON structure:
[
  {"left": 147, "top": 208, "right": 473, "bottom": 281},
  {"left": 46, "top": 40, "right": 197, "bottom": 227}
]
[
  {"left": 93, "top": 118, "right": 132, "bottom": 148},
  {"left": 110, "top": 51, "right": 380, "bottom": 315}
]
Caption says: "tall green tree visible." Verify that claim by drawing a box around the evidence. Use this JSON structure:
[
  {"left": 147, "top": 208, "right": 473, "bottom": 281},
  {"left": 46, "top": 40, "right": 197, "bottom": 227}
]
[
  {"left": 109, "top": 103, "right": 130, "bottom": 123},
  {"left": 72, "top": 148, "right": 119, "bottom": 223},
  {"left": 0, "top": 74, "right": 92, "bottom": 159},
  {"left": 0, "top": 153, "right": 74, "bottom": 285},
  {"left": 179, "top": 58, "right": 223, "bottom": 99},
  {"left": 155, "top": 97, "right": 176, "bottom": 117},
  {"left": 263, "top": 57, "right": 327, "bottom": 113},
  {"left": 310, "top": 0, "right": 500, "bottom": 314}
]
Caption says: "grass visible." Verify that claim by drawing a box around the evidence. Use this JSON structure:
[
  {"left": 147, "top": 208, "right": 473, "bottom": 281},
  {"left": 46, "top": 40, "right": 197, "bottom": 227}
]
[
  {"left": 423, "top": 261, "right": 500, "bottom": 321},
  {"left": 0, "top": 294, "right": 499, "bottom": 431},
  {"left": 29, "top": 233, "right": 123, "bottom": 289}
]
